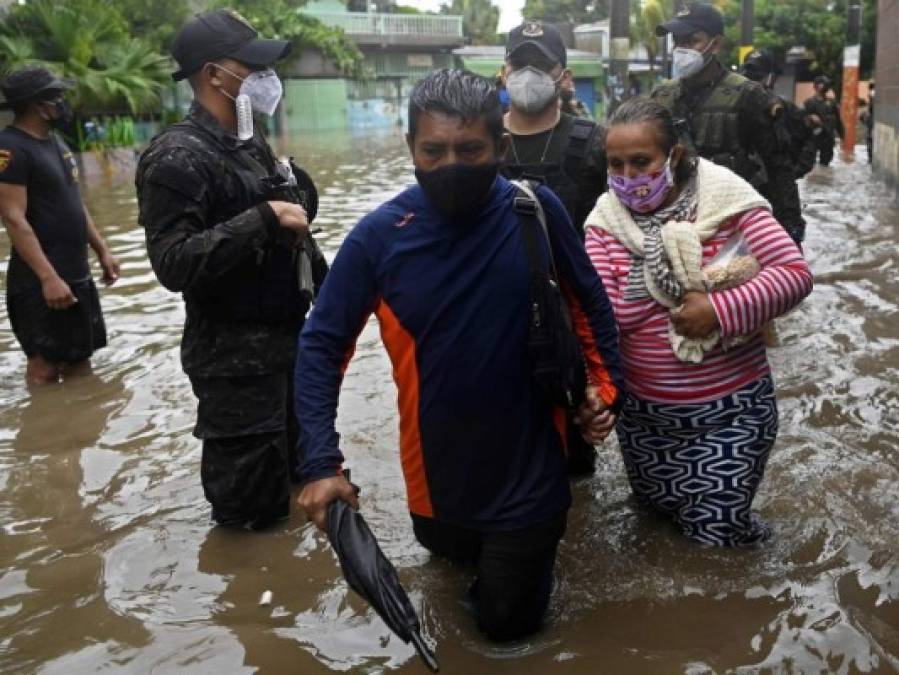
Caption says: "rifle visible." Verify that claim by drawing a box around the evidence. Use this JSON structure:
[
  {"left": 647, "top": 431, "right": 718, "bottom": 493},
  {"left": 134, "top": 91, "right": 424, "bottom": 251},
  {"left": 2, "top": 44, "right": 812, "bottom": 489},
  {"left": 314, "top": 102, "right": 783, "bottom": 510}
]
[{"left": 261, "top": 158, "right": 329, "bottom": 302}]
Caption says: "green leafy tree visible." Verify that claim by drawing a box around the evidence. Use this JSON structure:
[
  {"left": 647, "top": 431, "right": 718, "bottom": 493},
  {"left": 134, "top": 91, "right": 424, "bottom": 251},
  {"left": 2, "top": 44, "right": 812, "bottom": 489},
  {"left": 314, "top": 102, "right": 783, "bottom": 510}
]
[
  {"left": 717, "top": 0, "right": 877, "bottom": 87},
  {"left": 206, "top": 0, "right": 368, "bottom": 78},
  {"left": 521, "top": 0, "right": 609, "bottom": 24},
  {"left": 441, "top": 0, "right": 501, "bottom": 45},
  {"left": 118, "top": 0, "right": 191, "bottom": 56},
  {"left": 347, "top": 0, "right": 394, "bottom": 10},
  {"left": 630, "top": 0, "right": 670, "bottom": 73},
  {"left": 0, "top": 0, "right": 169, "bottom": 114},
  {"left": 392, "top": 4, "right": 429, "bottom": 14}
]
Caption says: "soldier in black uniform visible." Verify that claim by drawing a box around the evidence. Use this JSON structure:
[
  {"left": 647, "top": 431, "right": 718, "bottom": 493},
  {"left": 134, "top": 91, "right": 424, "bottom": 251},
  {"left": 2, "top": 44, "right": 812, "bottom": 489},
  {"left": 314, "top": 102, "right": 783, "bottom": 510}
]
[
  {"left": 499, "top": 21, "right": 606, "bottom": 237},
  {"left": 741, "top": 49, "right": 818, "bottom": 180},
  {"left": 651, "top": 3, "right": 806, "bottom": 245},
  {"left": 135, "top": 10, "right": 325, "bottom": 529},
  {"left": 0, "top": 66, "right": 120, "bottom": 386},
  {"left": 803, "top": 75, "right": 845, "bottom": 167},
  {"left": 499, "top": 20, "right": 607, "bottom": 476},
  {"left": 862, "top": 80, "right": 875, "bottom": 164}
]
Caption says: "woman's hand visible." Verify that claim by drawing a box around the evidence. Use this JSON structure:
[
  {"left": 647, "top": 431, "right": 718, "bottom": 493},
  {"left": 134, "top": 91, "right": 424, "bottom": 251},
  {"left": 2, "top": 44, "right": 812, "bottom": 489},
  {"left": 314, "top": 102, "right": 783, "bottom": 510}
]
[
  {"left": 671, "top": 291, "right": 719, "bottom": 338},
  {"left": 574, "top": 387, "right": 617, "bottom": 444}
]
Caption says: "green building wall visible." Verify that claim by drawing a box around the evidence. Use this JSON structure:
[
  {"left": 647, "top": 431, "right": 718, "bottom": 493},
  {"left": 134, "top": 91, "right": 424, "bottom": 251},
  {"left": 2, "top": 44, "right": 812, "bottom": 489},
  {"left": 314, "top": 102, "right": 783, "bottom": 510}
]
[{"left": 282, "top": 79, "right": 349, "bottom": 133}]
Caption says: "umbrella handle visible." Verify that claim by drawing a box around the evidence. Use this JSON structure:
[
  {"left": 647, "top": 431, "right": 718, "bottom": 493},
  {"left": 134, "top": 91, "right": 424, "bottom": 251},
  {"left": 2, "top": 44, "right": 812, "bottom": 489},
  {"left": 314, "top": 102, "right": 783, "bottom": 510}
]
[{"left": 409, "top": 630, "right": 439, "bottom": 672}]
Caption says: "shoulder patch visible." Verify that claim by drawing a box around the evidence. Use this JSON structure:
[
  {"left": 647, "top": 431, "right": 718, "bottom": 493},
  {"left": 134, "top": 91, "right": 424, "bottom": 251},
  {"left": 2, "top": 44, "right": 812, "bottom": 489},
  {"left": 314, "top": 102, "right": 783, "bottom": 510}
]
[{"left": 0, "top": 149, "right": 12, "bottom": 173}]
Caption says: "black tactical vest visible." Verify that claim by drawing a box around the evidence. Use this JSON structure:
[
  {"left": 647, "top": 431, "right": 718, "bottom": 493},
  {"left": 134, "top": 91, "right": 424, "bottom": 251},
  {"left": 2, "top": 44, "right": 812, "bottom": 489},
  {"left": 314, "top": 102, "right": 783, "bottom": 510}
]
[
  {"left": 501, "top": 117, "right": 598, "bottom": 233},
  {"left": 654, "top": 72, "right": 768, "bottom": 188},
  {"left": 175, "top": 120, "right": 309, "bottom": 324}
]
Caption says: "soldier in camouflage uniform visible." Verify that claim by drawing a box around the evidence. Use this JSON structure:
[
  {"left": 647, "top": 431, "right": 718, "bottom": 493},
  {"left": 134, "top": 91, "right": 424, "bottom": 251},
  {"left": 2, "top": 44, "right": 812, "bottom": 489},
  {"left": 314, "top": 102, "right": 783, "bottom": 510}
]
[
  {"left": 651, "top": 3, "right": 806, "bottom": 245},
  {"left": 803, "top": 75, "right": 845, "bottom": 168},
  {"left": 136, "top": 10, "right": 320, "bottom": 529},
  {"left": 741, "top": 50, "right": 818, "bottom": 180}
]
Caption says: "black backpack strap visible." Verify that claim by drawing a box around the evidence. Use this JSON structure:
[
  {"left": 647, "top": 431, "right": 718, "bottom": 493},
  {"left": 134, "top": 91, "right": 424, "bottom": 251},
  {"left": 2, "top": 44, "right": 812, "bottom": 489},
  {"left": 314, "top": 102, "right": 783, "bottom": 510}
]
[
  {"left": 512, "top": 179, "right": 586, "bottom": 409},
  {"left": 562, "top": 118, "right": 598, "bottom": 180},
  {"left": 512, "top": 179, "right": 560, "bottom": 281},
  {"left": 513, "top": 181, "right": 545, "bottom": 277}
]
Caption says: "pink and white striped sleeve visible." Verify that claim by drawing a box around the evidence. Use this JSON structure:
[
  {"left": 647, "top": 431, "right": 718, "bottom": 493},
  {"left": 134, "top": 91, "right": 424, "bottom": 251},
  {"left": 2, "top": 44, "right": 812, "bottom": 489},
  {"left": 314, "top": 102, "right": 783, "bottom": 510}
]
[
  {"left": 585, "top": 227, "right": 621, "bottom": 310},
  {"left": 708, "top": 208, "right": 813, "bottom": 338}
]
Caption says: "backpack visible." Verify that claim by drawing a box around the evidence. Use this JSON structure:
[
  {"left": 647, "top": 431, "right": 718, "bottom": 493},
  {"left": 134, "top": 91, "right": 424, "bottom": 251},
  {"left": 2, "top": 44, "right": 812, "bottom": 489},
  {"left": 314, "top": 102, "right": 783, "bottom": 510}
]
[{"left": 511, "top": 179, "right": 587, "bottom": 410}]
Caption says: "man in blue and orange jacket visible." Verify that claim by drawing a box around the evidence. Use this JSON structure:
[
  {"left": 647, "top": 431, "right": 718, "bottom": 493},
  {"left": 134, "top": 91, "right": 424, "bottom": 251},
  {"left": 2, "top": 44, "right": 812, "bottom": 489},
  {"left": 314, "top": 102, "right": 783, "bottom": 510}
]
[{"left": 295, "top": 69, "right": 624, "bottom": 642}]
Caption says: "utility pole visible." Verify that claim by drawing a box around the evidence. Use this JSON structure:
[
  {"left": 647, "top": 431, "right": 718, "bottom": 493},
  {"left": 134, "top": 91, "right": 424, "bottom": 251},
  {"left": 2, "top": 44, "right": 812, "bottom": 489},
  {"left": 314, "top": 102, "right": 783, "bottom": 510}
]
[
  {"left": 840, "top": 0, "right": 862, "bottom": 157},
  {"left": 609, "top": 0, "right": 630, "bottom": 114},
  {"left": 739, "top": 0, "right": 754, "bottom": 64}
]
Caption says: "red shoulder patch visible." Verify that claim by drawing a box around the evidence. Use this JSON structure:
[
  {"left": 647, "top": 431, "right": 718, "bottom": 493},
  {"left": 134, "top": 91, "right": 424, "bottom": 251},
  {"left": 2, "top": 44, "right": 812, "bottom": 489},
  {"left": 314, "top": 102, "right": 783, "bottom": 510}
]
[{"left": 0, "top": 149, "right": 12, "bottom": 173}]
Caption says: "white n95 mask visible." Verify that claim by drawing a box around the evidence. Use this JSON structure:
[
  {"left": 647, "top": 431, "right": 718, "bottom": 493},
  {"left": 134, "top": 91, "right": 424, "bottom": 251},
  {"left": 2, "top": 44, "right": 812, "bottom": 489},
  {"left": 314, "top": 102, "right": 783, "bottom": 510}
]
[{"left": 506, "top": 66, "right": 561, "bottom": 114}]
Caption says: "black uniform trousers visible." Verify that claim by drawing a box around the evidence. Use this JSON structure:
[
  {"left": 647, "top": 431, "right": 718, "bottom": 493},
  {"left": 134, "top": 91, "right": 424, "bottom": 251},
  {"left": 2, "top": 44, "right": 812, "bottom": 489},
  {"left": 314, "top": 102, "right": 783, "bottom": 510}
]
[
  {"left": 412, "top": 510, "right": 567, "bottom": 642},
  {"left": 815, "top": 130, "right": 836, "bottom": 166},
  {"left": 190, "top": 370, "right": 300, "bottom": 529}
]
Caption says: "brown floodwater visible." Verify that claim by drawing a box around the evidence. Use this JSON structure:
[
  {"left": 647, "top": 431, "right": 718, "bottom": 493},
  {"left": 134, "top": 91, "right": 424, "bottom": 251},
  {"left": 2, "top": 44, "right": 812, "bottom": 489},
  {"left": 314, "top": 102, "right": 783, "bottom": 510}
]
[{"left": 1, "top": 132, "right": 897, "bottom": 674}]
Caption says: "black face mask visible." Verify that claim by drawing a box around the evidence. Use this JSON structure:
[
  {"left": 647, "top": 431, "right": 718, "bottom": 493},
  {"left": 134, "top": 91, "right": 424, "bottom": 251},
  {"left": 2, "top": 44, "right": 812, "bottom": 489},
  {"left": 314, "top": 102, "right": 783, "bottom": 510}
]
[
  {"left": 414, "top": 162, "right": 499, "bottom": 222},
  {"left": 46, "top": 99, "right": 73, "bottom": 128},
  {"left": 560, "top": 88, "right": 574, "bottom": 103}
]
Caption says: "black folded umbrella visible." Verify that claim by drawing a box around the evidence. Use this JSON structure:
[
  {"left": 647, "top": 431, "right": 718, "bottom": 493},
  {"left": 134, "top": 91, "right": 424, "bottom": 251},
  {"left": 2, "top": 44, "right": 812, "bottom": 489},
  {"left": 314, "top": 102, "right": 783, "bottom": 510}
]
[{"left": 327, "top": 497, "right": 439, "bottom": 672}]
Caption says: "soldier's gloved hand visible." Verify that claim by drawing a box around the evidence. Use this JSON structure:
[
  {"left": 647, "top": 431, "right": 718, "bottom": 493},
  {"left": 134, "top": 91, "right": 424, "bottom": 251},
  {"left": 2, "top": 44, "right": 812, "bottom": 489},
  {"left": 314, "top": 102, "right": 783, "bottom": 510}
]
[
  {"left": 268, "top": 200, "right": 309, "bottom": 236},
  {"left": 41, "top": 274, "right": 77, "bottom": 310}
]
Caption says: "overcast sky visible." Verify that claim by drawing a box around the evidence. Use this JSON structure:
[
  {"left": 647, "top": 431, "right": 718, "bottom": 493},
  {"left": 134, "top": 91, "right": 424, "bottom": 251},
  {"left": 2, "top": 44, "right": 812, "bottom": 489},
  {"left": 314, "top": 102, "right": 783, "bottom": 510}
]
[{"left": 403, "top": 0, "right": 525, "bottom": 33}]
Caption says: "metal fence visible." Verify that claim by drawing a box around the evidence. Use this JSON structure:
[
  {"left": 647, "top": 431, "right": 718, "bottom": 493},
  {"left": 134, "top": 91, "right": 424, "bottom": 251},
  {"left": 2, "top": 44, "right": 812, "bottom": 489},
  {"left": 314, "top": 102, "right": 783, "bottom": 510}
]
[{"left": 307, "top": 11, "right": 464, "bottom": 39}]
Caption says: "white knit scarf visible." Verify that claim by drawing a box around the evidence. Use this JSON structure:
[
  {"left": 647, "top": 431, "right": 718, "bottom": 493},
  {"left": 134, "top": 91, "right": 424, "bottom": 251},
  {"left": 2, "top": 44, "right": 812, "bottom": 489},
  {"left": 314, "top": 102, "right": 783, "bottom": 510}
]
[{"left": 585, "top": 158, "right": 770, "bottom": 363}]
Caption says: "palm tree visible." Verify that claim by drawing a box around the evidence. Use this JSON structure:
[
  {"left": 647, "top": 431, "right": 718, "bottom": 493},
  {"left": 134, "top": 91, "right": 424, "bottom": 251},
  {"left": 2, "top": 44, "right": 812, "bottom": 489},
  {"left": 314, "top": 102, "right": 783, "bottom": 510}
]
[{"left": 0, "top": 0, "right": 169, "bottom": 115}]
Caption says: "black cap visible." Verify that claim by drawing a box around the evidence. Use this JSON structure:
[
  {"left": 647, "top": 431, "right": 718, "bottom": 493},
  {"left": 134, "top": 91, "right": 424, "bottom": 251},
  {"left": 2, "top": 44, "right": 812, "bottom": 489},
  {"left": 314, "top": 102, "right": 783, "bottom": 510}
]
[
  {"left": 656, "top": 3, "right": 724, "bottom": 38},
  {"left": 741, "top": 50, "right": 776, "bottom": 77},
  {"left": 171, "top": 9, "right": 292, "bottom": 81},
  {"left": 0, "top": 66, "right": 73, "bottom": 110},
  {"left": 814, "top": 75, "right": 831, "bottom": 88},
  {"left": 506, "top": 21, "right": 567, "bottom": 68}
]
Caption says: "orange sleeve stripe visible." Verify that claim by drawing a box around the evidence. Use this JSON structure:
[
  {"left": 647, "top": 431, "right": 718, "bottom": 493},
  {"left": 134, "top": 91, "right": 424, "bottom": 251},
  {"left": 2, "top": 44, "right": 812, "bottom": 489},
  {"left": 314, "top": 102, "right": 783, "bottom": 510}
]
[
  {"left": 553, "top": 406, "right": 568, "bottom": 454},
  {"left": 374, "top": 299, "right": 433, "bottom": 518},
  {"left": 340, "top": 344, "right": 357, "bottom": 376},
  {"left": 562, "top": 281, "right": 619, "bottom": 408}
]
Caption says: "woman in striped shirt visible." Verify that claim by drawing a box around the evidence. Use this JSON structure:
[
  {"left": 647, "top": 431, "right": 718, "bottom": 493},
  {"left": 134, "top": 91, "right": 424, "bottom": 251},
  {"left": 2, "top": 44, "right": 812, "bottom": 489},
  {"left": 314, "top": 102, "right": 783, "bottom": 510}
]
[{"left": 583, "top": 97, "right": 812, "bottom": 546}]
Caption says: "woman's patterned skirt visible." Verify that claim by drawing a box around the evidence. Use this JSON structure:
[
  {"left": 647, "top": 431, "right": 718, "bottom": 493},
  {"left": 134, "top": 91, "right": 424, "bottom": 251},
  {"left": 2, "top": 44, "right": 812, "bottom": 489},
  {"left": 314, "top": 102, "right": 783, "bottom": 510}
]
[{"left": 615, "top": 377, "right": 778, "bottom": 547}]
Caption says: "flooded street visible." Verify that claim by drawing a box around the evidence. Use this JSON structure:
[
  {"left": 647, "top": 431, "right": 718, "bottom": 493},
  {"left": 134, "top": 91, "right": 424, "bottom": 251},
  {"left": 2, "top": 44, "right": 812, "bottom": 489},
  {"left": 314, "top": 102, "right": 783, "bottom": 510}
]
[{"left": 1, "top": 131, "right": 897, "bottom": 674}]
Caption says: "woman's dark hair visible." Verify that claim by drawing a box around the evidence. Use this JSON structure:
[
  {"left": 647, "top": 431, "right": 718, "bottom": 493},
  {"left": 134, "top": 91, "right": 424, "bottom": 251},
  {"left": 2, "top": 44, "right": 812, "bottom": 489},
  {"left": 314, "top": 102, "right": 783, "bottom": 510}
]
[
  {"left": 408, "top": 68, "right": 503, "bottom": 145},
  {"left": 607, "top": 96, "right": 696, "bottom": 184}
]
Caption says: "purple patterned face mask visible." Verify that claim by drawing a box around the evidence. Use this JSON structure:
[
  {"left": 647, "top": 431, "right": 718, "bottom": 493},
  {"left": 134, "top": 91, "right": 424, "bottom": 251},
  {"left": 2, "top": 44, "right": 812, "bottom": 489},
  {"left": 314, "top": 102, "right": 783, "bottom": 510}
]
[{"left": 608, "top": 155, "right": 675, "bottom": 213}]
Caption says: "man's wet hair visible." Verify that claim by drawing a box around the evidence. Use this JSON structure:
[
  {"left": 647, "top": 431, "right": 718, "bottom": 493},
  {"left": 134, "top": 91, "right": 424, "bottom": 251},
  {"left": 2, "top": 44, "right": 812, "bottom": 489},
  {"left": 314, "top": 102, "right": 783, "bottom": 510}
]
[
  {"left": 608, "top": 96, "right": 696, "bottom": 183},
  {"left": 408, "top": 69, "right": 503, "bottom": 144}
]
